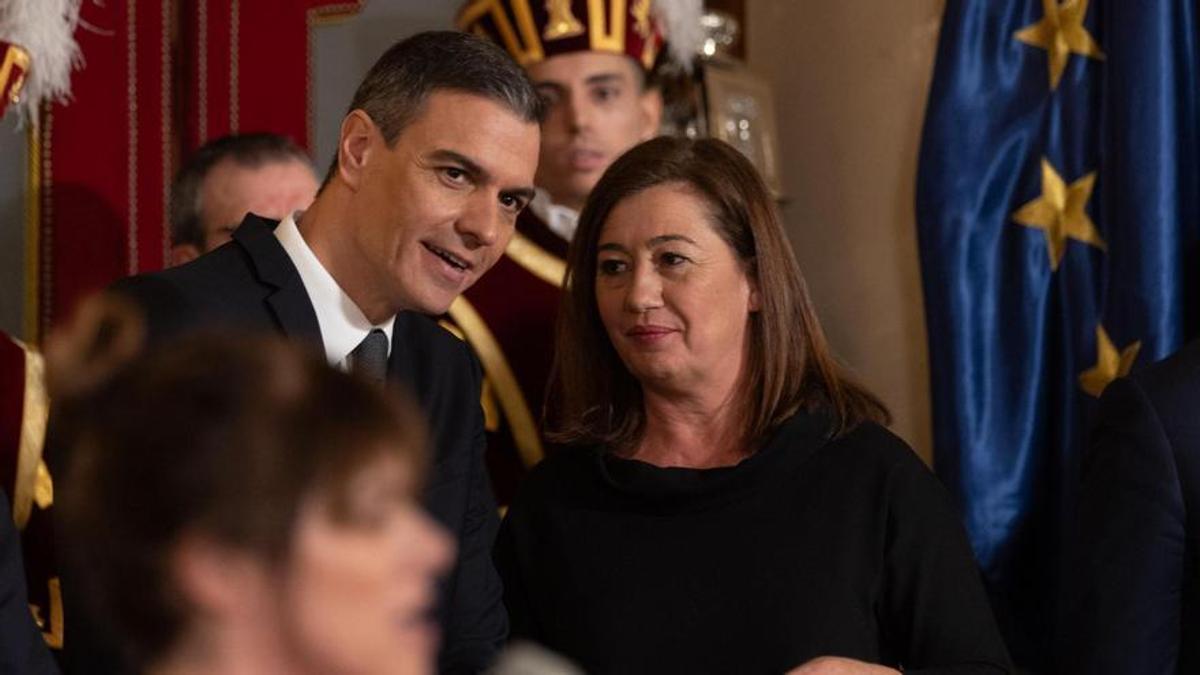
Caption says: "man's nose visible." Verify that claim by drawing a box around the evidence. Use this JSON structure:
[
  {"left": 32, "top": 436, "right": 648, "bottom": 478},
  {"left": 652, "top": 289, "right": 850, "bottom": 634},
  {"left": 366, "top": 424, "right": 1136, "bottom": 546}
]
[
  {"left": 565, "top": 94, "right": 593, "bottom": 134},
  {"left": 458, "top": 194, "right": 503, "bottom": 250}
]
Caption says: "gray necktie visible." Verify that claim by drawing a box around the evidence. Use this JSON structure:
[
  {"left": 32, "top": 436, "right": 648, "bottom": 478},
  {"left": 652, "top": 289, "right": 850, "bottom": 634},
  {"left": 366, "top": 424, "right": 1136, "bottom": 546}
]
[{"left": 350, "top": 329, "right": 389, "bottom": 386}]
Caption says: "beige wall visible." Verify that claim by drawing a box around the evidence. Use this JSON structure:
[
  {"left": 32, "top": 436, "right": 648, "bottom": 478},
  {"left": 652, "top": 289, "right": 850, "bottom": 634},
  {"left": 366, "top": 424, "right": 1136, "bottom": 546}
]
[{"left": 747, "top": 0, "right": 945, "bottom": 463}]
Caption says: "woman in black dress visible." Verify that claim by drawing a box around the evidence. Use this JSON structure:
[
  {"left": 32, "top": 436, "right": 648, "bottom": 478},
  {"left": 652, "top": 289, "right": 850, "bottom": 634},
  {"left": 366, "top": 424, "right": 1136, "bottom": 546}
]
[{"left": 496, "top": 137, "right": 1012, "bottom": 674}]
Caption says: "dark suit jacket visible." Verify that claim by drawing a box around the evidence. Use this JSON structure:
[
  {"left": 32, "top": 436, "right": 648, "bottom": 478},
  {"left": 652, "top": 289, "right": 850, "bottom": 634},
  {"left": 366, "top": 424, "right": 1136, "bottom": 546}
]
[
  {"left": 0, "top": 489, "right": 60, "bottom": 675},
  {"left": 1065, "top": 340, "right": 1200, "bottom": 674},
  {"left": 98, "top": 215, "right": 505, "bottom": 673}
]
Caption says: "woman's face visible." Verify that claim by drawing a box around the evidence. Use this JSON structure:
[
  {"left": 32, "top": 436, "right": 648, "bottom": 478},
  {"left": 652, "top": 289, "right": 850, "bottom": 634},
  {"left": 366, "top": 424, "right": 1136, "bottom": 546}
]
[
  {"left": 594, "top": 183, "right": 758, "bottom": 399},
  {"left": 279, "top": 454, "right": 453, "bottom": 675}
]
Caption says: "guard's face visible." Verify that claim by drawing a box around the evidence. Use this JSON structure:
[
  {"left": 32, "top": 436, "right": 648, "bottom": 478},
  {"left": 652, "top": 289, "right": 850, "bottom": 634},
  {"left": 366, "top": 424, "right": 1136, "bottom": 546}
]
[
  {"left": 342, "top": 91, "right": 540, "bottom": 317},
  {"left": 528, "top": 51, "right": 661, "bottom": 211}
]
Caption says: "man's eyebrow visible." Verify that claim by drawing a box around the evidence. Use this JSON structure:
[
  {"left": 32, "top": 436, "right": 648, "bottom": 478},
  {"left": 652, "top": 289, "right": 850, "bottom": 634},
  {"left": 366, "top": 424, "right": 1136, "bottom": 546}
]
[
  {"left": 584, "top": 72, "right": 626, "bottom": 87},
  {"left": 427, "top": 149, "right": 488, "bottom": 182},
  {"left": 429, "top": 149, "right": 535, "bottom": 204}
]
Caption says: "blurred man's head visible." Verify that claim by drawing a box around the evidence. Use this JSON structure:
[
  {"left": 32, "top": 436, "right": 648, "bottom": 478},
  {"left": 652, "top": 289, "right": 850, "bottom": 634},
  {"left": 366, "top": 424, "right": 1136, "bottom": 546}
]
[
  {"left": 458, "top": 0, "right": 665, "bottom": 212},
  {"left": 170, "top": 133, "right": 318, "bottom": 266},
  {"left": 51, "top": 308, "right": 453, "bottom": 674}
]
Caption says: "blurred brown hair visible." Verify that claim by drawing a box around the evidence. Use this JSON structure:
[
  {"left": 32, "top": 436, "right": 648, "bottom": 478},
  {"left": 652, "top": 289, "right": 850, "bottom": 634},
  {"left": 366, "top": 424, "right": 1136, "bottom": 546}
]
[
  {"left": 547, "top": 137, "right": 889, "bottom": 449},
  {"left": 51, "top": 295, "right": 428, "bottom": 669}
]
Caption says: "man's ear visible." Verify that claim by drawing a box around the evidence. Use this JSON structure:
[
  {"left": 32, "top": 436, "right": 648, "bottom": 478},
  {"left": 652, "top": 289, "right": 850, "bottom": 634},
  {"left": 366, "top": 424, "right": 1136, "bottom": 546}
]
[
  {"left": 336, "top": 109, "right": 377, "bottom": 191},
  {"left": 638, "top": 86, "right": 664, "bottom": 141},
  {"left": 169, "top": 244, "right": 201, "bottom": 268}
]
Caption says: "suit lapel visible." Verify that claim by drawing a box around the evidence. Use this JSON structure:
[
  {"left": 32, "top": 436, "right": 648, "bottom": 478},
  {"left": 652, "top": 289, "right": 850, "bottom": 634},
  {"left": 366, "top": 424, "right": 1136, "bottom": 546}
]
[{"left": 232, "top": 215, "right": 323, "bottom": 346}]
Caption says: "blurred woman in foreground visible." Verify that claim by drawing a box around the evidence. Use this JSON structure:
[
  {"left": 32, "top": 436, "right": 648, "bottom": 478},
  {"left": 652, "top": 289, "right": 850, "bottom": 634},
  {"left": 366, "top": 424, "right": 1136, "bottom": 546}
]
[
  {"left": 52, "top": 301, "right": 452, "bottom": 675},
  {"left": 496, "top": 138, "right": 1012, "bottom": 674}
]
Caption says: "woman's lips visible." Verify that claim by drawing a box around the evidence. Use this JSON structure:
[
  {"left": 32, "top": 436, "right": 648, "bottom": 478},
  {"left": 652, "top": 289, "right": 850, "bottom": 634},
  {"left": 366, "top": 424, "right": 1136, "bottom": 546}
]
[{"left": 624, "top": 325, "right": 678, "bottom": 345}]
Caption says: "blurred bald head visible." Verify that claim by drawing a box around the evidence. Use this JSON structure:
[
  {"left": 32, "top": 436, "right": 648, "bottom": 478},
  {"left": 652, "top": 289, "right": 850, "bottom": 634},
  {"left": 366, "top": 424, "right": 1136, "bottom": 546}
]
[{"left": 169, "top": 133, "right": 319, "bottom": 266}]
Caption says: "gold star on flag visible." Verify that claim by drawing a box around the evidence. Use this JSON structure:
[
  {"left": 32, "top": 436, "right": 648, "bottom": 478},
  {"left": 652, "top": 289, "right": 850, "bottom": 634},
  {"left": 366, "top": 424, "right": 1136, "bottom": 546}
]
[
  {"left": 1012, "top": 158, "right": 1106, "bottom": 270},
  {"left": 1079, "top": 325, "right": 1141, "bottom": 397},
  {"left": 1015, "top": 0, "right": 1105, "bottom": 90}
]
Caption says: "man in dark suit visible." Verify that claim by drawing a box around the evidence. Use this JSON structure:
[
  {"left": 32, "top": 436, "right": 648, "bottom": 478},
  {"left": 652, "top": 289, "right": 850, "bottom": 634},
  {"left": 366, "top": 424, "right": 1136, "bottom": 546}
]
[
  {"left": 1065, "top": 340, "right": 1200, "bottom": 674},
  {"left": 95, "top": 31, "right": 541, "bottom": 674}
]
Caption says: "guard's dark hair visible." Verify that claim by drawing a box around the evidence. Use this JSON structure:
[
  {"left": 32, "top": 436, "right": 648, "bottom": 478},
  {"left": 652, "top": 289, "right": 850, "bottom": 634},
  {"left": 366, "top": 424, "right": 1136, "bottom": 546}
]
[
  {"left": 170, "top": 132, "right": 312, "bottom": 248},
  {"left": 548, "top": 137, "right": 890, "bottom": 450},
  {"left": 322, "top": 31, "right": 544, "bottom": 186}
]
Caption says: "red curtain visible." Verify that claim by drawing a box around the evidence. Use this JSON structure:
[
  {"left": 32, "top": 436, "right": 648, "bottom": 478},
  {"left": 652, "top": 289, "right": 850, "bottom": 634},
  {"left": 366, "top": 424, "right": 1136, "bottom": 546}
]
[{"left": 30, "top": 0, "right": 363, "bottom": 341}]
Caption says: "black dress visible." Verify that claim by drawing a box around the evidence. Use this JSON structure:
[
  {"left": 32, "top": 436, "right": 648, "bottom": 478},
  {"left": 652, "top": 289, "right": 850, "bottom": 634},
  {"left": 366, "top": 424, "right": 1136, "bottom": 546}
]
[{"left": 496, "top": 411, "right": 1012, "bottom": 674}]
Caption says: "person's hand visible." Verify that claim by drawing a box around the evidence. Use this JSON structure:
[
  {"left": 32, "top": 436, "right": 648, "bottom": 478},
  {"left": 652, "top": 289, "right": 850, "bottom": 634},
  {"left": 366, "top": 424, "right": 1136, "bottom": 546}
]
[{"left": 785, "top": 656, "right": 900, "bottom": 675}]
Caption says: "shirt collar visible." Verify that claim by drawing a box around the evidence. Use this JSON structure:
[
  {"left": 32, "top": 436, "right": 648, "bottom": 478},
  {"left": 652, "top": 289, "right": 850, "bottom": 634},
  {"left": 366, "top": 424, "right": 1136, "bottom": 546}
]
[
  {"left": 274, "top": 212, "right": 394, "bottom": 370},
  {"left": 528, "top": 188, "right": 579, "bottom": 242}
]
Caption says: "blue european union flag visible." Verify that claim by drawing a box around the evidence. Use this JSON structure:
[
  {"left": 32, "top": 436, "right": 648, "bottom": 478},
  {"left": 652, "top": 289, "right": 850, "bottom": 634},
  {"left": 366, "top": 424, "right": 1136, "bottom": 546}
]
[{"left": 916, "top": 0, "right": 1200, "bottom": 668}]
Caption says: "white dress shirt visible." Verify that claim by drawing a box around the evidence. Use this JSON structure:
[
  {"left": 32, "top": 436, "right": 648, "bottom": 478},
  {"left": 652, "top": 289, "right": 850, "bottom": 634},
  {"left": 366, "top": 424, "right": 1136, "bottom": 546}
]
[
  {"left": 528, "top": 188, "right": 579, "bottom": 243},
  {"left": 274, "top": 212, "right": 394, "bottom": 370}
]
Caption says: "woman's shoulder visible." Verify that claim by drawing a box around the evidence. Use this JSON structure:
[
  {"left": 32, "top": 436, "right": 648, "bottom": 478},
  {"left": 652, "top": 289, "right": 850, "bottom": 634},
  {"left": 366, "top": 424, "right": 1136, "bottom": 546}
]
[
  {"left": 823, "top": 420, "right": 960, "bottom": 518},
  {"left": 777, "top": 414, "right": 936, "bottom": 496},
  {"left": 772, "top": 411, "right": 924, "bottom": 473},
  {"left": 831, "top": 420, "right": 926, "bottom": 468}
]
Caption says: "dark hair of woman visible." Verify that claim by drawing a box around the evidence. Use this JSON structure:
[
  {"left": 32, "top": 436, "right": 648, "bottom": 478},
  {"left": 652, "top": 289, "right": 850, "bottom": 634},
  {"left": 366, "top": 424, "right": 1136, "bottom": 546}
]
[
  {"left": 547, "top": 136, "right": 889, "bottom": 450},
  {"left": 50, "top": 298, "right": 429, "bottom": 670}
]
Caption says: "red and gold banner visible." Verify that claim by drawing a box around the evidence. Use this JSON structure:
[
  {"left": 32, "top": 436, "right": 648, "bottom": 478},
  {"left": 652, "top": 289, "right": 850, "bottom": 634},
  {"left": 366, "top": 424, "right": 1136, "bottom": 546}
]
[
  {"left": 0, "top": 41, "right": 31, "bottom": 118},
  {"left": 180, "top": 0, "right": 363, "bottom": 155},
  {"left": 29, "top": 0, "right": 363, "bottom": 341},
  {"left": 32, "top": 0, "right": 173, "bottom": 340}
]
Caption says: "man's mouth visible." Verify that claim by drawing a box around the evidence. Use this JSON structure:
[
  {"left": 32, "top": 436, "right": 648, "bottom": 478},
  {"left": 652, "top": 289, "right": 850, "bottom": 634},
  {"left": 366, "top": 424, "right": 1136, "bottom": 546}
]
[{"left": 423, "top": 243, "right": 472, "bottom": 272}]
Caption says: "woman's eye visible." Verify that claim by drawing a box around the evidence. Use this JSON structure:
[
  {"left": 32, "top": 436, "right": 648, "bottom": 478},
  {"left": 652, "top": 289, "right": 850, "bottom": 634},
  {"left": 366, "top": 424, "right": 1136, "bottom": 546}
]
[
  {"left": 659, "top": 252, "right": 688, "bottom": 267},
  {"left": 597, "top": 259, "right": 627, "bottom": 275}
]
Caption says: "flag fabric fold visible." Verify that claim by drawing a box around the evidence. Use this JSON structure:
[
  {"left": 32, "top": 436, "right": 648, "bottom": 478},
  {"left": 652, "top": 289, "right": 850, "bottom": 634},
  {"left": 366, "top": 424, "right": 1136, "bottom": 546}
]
[{"left": 916, "top": 0, "right": 1200, "bottom": 668}]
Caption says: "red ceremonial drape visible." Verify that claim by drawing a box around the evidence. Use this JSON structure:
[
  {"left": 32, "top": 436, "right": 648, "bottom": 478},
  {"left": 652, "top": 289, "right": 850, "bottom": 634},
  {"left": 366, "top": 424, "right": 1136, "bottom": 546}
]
[{"left": 29, "top": 0, "right": 363, "bottom": 342}]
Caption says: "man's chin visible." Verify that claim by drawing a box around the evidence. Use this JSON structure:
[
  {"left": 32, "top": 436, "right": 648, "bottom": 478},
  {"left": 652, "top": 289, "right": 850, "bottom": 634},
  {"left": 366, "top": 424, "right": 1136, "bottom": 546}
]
[{"left": 418, "top": 291, "right": 461, "bottom": 318}]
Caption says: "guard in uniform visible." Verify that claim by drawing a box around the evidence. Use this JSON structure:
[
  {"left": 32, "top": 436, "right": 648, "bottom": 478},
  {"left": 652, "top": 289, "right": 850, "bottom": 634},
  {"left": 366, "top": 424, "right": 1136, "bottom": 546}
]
[{"left": 455, "top": 0, "right": 668, "bottom": 504}]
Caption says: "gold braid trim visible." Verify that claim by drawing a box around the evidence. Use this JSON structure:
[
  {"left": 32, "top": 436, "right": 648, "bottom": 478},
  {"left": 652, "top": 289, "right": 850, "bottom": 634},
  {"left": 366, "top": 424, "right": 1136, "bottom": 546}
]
[
  {"left": 503, "top": 231, "right": 567, "bottom": 288},
  {"left": 447, "top": 297, "right": 544, "bottom": 468},
  {"left": 12, "top": 340, "right": 50, "bottom": 530}
]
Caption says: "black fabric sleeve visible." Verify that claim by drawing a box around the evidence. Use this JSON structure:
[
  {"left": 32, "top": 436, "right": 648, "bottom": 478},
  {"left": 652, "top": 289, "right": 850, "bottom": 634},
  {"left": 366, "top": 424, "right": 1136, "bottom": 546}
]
[
  {"left": 0, "top": 491, "right": 60, "bottom": 675},
  {"left": 879, "top": 452, "right": 1013, "bottom": 675},
  {"left": 1061, "top": 376, "right": 1183, "bottom": 675},
  {"left": 436, "top": 344, "right": 507, "bottom": 674}
]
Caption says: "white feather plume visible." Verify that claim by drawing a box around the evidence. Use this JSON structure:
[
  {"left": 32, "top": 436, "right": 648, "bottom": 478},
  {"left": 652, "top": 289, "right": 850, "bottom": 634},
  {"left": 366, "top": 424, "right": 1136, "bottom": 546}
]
[
  {"left": 653, "top": 0, "right": 703, "bottom": 72},
  {"left": 0, "top": 0, "right": 83, "bottom": 121}
]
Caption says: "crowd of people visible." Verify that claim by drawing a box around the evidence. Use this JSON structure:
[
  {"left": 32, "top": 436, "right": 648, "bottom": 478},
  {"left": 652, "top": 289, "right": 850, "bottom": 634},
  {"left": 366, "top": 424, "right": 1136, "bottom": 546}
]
[{"left": 2, "top": 1, "right": 1197, "bottom": 674}]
